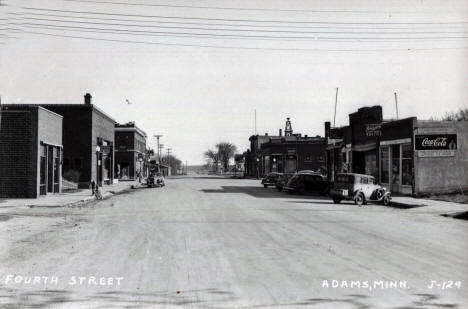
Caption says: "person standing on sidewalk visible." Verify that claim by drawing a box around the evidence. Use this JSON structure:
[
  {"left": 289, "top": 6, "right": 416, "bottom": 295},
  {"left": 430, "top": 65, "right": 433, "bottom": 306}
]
[{"left": 91, "top": 180, "right": 96, "bottom": 195}]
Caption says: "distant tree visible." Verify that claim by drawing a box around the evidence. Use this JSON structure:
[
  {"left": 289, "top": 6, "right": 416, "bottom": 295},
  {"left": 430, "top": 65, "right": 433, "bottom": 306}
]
[
  {"left": 161, "top": 154, "right": 182, "bottom": 172},
  {"left": 216, "top": 142, "right": 237, "bottom": 171},
  {"left": 204, "top": 149, "right": 219, "bottom": 172},
  {"left": 434, "top": 108, "right": 468, "bottom": 121}
]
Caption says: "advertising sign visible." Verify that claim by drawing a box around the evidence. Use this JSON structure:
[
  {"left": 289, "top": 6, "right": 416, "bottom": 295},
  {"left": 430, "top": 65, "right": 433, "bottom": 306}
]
[
  {"left": 414, "top": 134, "right": 457, "bottom": 157},
  {"left": 365, "top": 123, "right": 382, "bottom": 137}
]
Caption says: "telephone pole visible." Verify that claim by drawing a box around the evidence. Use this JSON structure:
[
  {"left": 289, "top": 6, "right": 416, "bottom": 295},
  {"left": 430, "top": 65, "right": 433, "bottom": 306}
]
[
  {"left": 153, "top": 134, "right": 163, "bottom": 163},
  {"left": 166, "top": 148, "right": 172, "bottom": 167}
]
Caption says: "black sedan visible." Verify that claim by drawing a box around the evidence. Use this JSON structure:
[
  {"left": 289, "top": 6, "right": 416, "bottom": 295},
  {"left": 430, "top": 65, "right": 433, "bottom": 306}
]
[
  {"left": 261, "top": 172, "right": 283, "bottom": 188},
  {"left": 283, "top": 173, "right": 332, "bottom": 195}
]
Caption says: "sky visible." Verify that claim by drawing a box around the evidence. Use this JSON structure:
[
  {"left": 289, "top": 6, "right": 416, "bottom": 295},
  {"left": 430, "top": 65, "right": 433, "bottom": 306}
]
[{"left": 1, "top": 0, "right": 467, "bottom": 165}]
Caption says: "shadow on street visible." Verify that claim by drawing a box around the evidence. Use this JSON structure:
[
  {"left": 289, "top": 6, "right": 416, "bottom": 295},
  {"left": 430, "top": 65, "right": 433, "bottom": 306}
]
[{"left": 200, "top": 186, "right": 331, "bottom": 200}]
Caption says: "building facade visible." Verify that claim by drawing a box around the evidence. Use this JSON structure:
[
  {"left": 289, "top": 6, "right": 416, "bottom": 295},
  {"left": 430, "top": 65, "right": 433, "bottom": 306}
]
[
  {"left": 0, "top": 105, "right": 63, "bottom": 198},
  {"left": 115, "top": 122, "right": 147, "bottom": 180},
  {"left": 39, "top": 93, "right": 115, "bottom": 188},
  {"left": 326, "top": 105, "right": 468, "bottom": 195},
  {"left": 261, "top": 136, "right": 327, "bottom": 175},
  {"left": 244, "top": 118, "right": 326, "bottom": 178}
]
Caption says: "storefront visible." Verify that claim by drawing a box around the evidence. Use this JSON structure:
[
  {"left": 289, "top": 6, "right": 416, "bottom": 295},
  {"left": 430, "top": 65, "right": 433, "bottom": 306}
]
[
  {"left": 349, "top": 106, "right": 382, "bottom": 179},
  {"left": 326, "top": 106, "right": 468, "bottom": 195},
  {"left": 0, "top": 105, "right": 63, "bottom": 198},
  {"left": 261, "top": 136, "right": 327, "bottom": 175}
]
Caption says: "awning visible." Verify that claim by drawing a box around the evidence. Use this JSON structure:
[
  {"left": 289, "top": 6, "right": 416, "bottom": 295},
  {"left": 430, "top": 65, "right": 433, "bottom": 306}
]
[{"left": 352, "top": 143, "right": 376, "bottom": 152}]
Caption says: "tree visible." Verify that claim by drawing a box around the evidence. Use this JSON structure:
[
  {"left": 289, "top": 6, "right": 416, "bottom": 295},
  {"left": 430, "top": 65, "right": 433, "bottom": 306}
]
[
  {"left": 216, "top": 142, "right": 237, "bottom": 171},
  {"left": 161, "top": 154, "right": 182, "bottom": 172},
  {"left": 433, "top": 108, "right": 468, "bottom": 121},
  {"left": 203, "top": 149, "right": 219, "bottom": 172}
]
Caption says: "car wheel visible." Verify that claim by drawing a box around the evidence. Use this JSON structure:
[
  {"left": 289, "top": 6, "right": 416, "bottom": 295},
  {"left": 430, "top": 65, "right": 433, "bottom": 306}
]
[
  {"left": 382, "top": 195, "right": 391, "bottom": 206},
  {"left": 355, "top": 193, "right": 365, "bottom": 206},
  {"left": 264, "top": 184, "right": 268, "bottom": 188},
  {"left": 333, "top": 197, "right": 341, "bottom": 204}
]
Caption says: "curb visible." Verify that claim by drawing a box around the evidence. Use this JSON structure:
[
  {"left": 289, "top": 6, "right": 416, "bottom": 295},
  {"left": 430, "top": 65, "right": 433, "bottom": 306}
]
[{"left": 28, "top": 186, "right": 135, "bottom": 208}]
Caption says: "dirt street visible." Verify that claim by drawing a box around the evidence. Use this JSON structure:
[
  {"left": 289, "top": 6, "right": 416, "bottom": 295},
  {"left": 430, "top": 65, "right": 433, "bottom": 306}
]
[{"left": 0, "top": 176, "right": 467, "bottom": 308}]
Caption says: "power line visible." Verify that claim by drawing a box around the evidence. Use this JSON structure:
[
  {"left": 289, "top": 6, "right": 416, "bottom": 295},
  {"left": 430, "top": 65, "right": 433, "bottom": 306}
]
[
  {"left": 60, "top": 0, "right": 465, "bottom": 15},
  {"left": 18, "top": 23, "right": 468, "bottom": 43},
  {"left": 23, "top": 30, "right": 468, "bottom": 52},
  {"left": 11, "top": 12, "right": 468, "bottom": 30},
  {"left": 15, "top": 17, "right": 468, "bottom": 35},
  {"left": 20, "top": 7, "right": 468, "bottom": 25},
  {"left": 17, "top": 23, "right": 468, "bottom": 40}
]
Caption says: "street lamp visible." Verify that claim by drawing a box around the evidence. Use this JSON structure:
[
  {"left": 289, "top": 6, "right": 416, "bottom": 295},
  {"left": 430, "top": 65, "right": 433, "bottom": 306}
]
[
  {"left": 95, "top": 145, "right": 101, "bottom": 186},
  {"left": 138, "top": 157, "right": 143, "bottom": 182}
]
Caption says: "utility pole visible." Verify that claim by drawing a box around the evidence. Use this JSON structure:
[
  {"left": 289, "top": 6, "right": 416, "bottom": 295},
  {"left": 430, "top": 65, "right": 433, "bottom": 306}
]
[
  {"left": 153, "top": 134, "right": 163, "bottom": 172},
  {"left": 333, "top": 87, "right": 339, "bottom": 127},
  {"left": 166, "top": 148, "right": 172, "bottom": 173},
  {"left": 394, "top": 92, "right": 399, "bottom": 120}
]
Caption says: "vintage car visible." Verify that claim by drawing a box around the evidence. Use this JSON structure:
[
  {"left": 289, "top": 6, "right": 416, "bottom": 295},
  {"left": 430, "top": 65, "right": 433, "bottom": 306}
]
[
  {"left": 261, "top": 172, "right": 283, "bottom": 188},
  {"left": 275, "top": 173, "right": 295, "bottom": 192},
  {"left": 329, "top": 173, "right": 391, "bottom": 206},
  {"left": 283, "top": 172, "right": 332, "bottom": 195}
]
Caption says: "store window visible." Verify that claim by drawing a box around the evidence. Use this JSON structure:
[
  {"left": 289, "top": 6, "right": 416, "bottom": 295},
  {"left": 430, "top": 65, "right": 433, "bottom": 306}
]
[
  {"left": 391, "top": 145, "right": 400, "bottom": 187},
  {"left": 380, "top": 147, "right": 389, "bottom": 184},
  {"left": 401, "top": 144, "right": 413, "bottom": 186}
]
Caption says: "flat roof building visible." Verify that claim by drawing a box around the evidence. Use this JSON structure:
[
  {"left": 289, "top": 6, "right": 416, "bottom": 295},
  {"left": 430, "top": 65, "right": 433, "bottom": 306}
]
[
  {"left": 0, "top": 105, "right": 63, "bottom": 198},
  {"left": 38, "top": 93, "right": 116, "bottom": 188},
  {"left": 115, "top": 122, "right": 147, "bottom": 180}
]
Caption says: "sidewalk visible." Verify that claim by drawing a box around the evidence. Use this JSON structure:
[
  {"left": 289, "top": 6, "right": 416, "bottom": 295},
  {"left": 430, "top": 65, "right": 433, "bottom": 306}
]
[
  {"left": 0, "top": 180, "right": 140, "bottom": 209},
  {"left": 391, "top": 195, "right": 468, "bottom": 217}
]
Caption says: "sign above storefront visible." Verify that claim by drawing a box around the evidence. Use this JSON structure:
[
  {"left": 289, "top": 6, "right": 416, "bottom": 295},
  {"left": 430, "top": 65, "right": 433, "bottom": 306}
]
[
  {"left": 414, "top": 134, "right": 457, "bottom": 157},
  {"left": 365, "top": 124, "right": 382, "bottom": 137}
]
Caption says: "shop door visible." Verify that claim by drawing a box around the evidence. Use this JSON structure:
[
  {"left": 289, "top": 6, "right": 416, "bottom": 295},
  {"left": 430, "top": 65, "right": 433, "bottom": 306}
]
[
  {"left": 285, "top": 157, "right": 296, "bottom": 173},
  {"left": 390, "top": 145, "right": 400, "bottom": 192}
]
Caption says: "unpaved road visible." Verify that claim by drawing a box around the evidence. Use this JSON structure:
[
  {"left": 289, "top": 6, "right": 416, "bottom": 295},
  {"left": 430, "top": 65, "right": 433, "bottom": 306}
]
[{"left": 0, "top": 176, "right": 467, "bottom": 308}]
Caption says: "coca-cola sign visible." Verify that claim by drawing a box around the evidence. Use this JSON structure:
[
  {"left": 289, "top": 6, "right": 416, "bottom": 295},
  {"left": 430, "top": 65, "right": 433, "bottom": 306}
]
[{"left": 415, "top": 134, "right": 457, "bottom": 150}]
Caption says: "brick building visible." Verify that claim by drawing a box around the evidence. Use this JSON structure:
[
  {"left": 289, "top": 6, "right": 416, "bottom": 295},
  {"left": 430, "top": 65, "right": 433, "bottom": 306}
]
[
  {"left": 244, "top": 118, "right": 326, "bottom": 177},
  {"left": 115, "top": 122, "right": 147, "bottom": 180},
  {"left": 0, "top": 105, "right": 63, "bottom": 198},
  {"left": 261, "top": 135, "right": 327, "bottom": 175},
  {"left": 39, "top": 93, "right": 116, "bottom": 188}
]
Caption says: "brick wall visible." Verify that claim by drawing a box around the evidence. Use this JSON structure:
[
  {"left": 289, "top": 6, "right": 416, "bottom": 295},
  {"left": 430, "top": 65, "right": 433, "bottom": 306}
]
[
  {"left": 40, "top": 105, "right": 93, "bottom": 188},
  {"left": 0, "top": 108, "right": 37, "bottom": 198}
]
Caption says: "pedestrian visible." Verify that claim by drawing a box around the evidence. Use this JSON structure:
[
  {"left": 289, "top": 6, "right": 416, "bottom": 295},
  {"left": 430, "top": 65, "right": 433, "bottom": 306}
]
[{"left": 91, "top": 180, "right": 96, "bottom": 195}]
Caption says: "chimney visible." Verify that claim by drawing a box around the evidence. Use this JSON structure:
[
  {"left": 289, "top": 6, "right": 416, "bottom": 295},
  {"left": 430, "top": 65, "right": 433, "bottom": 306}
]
[
  {"left": 279, "top": 129, "right": 282, "bottom": 136},
  {"left": 265, "top": 133, "right": 268, "bottom": 136},
  {"left": 84, "top": 93, "right": 92, "bottom": 105},
  {"left": 325, "top": 121, "right": 331, "bottom": 139}
]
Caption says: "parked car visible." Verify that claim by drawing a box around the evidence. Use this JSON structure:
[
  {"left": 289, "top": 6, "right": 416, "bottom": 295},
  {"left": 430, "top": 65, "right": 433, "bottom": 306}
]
[
  {"left": 283, "top": 172, "right": 332, "bottom": 195},
  {"left": 275, "top": 173, "right": 294, "bottom": 192},
  {"left": 261, "top": 172, "right": 283, "bottom": 188},
  {"left": 329, "top": 173, "right": 391, "bottom": 206}
]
